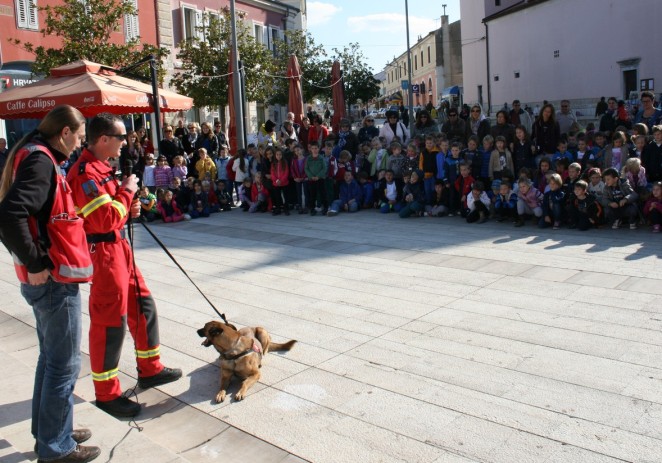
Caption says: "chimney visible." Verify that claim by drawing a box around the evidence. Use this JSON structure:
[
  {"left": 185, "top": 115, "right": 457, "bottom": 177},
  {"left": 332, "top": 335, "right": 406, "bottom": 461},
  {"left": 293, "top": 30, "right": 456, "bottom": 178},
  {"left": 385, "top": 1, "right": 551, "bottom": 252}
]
[{"left": 441, "top": 15, "right": 449, "bottom": 27}]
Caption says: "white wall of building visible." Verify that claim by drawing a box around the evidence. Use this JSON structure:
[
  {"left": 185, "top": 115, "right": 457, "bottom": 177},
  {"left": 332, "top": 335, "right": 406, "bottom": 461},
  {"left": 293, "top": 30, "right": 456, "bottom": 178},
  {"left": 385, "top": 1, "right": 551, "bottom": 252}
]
[
  {"left": 460, "top": 1, "right": 487, "bottom": 107},
  {"left": 486, "top": 0, "right": 662, "bottom": 113}
]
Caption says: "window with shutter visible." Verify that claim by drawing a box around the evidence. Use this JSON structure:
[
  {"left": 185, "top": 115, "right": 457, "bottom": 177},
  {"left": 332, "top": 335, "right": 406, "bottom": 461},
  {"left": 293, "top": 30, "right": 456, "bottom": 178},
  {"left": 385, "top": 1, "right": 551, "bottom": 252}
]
[
  {"left": 15, "top": 0, "right": 38, "bottom": 30},
  {"left": 253, "top": 23, "right": 264, "bottom": 45},
  {"left": 124, "top": 0, "right": 139, "bottom": 42},
  {"left": 182, "top": 6, "right": 199, "bottom": 41},
  {"left": 194, "top": 10, "right": 203, "bottom": 40}
]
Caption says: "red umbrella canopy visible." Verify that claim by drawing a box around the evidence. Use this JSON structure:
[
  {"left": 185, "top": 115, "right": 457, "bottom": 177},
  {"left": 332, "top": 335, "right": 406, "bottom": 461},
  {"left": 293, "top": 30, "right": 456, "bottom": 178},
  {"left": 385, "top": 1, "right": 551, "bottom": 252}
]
[
  {"left": 287, "top": 54, "right": 304, "bottom": 126},
  {"left": 330, "top": 60, "right": 346, "bottom": 135},
  {"left": 0, "top": 60, "right": 193, "bottom": 119},
  {"left": 227, "top": 50, "right": 238, "bottom": 154}
]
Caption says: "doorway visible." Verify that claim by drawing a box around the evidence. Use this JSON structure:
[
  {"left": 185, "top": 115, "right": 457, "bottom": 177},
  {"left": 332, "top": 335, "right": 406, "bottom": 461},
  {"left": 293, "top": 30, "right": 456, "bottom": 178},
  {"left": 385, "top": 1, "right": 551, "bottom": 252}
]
[{"left": 623, "top": 69, "right": 637, "bottom": 100}]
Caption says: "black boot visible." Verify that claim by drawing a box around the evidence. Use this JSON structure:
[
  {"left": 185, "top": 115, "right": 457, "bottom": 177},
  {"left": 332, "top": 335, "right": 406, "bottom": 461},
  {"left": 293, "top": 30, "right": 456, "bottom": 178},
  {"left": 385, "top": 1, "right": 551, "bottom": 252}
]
[
  {"left": 138, "top": 367, "right": 182, "bottom": 389},
  {"left": 96, "top": 396, "right": 141, "bottom": 417}
]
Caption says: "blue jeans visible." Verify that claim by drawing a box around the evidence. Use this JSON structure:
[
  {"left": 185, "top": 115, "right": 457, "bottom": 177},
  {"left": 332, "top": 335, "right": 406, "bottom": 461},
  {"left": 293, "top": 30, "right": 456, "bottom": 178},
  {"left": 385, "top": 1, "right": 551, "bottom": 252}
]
[
  {"left": 399, "top": 201, "right": 424, "bottom": 218},
  {"left": 330, "top": 199, "right": 359, "bottom": 213},
  {"left": 21, "top": 280, "right": 81, "bottom": 461}
]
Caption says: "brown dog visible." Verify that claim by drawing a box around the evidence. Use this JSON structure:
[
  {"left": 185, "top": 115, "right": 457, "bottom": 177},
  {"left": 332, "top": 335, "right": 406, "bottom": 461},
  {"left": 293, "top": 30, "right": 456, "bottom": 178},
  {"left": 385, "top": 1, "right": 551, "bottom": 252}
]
[{"left": 197, "top": 320, "right": 296, "bottom": 402}]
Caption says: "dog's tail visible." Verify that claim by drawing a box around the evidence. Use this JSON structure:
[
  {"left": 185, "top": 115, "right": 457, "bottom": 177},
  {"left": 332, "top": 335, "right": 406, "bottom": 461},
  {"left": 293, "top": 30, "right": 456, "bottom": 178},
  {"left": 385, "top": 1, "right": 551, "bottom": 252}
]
[{"left": 269, "top": 340, "right": 297, "bottom": 352}]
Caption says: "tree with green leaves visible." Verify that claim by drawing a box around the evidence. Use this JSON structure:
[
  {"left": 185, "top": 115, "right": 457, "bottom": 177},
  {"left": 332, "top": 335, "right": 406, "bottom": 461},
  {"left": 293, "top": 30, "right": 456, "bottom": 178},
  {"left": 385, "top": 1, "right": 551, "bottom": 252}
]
[
  {"left": 171, "top": 10, "right": 276, "bottom": 110},
  {"left": 270, "top": 30, "right": 328, "bottom": 106},
  {"left": 9, "top": 0, "right": 168, "bottom": 81},
  {"left": 330, "top": 43, "right": 380, "bottom": 108}
]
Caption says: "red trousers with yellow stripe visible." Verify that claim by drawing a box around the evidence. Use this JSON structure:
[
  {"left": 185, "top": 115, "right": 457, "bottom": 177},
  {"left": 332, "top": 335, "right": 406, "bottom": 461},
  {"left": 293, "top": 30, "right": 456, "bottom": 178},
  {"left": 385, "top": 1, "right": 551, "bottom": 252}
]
[{"left": 89, "top": 238, "right": 163, "bottom": 401}]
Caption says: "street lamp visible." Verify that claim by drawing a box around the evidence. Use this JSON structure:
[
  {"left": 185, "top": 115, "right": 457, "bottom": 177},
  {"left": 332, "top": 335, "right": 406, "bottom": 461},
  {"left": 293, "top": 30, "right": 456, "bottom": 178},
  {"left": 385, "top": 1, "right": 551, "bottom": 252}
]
[{"left": 405, "top": 0, "right": 413, "bottom": 130}]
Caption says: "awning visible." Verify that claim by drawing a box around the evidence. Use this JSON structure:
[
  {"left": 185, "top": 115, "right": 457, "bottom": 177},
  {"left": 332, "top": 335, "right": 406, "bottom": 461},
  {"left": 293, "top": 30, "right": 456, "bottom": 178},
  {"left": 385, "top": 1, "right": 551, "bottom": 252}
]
[
  {"left": 0, "top": 60, "right": 193, "bottom": 119},
  {"left": 388, "top": 90, "right": 403, "bottom": 104},
  {"left": 441, "top": 86, "right": 460, "bottom": 97}
]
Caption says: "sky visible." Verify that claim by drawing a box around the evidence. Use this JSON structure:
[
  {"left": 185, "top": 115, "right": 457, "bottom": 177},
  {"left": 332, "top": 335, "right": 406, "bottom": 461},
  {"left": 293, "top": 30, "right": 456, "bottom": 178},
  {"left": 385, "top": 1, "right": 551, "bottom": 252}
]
[{"left": 306, "top": 0, "right": 461, "bottom": 75}]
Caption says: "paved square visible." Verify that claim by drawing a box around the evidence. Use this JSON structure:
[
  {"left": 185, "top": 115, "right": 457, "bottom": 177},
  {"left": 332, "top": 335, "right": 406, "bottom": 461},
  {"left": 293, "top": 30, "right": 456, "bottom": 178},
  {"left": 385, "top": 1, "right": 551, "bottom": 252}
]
[{"left": 1, "top": 211, "right": 660, "bottom": 462}]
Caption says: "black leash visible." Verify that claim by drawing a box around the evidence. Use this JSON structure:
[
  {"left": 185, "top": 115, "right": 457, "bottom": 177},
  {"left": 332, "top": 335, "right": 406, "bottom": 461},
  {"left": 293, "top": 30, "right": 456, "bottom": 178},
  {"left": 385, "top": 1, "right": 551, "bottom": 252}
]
[{"left": 133, "top": 220, "right": 230, "bottom": 325}]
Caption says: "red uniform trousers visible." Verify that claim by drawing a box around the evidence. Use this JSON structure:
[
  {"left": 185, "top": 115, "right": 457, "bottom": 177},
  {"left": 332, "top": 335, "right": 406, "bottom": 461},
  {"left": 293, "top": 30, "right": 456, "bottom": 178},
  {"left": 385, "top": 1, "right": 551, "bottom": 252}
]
[{"left": 89, "top": 237, "right": 163, "bottom": 401}]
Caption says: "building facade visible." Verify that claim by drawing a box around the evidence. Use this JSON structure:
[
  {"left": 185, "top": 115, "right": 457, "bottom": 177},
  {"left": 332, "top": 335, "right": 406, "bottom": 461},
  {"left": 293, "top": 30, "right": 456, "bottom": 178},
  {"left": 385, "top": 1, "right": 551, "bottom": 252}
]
[
  {"left": 381, "top": 15, "right": 462, "bottom": 110},
  {"left": 156, "top": 0, "right": 305, "bottom": 132},
  {"left": 462, "top": 0, "right": 662, "bottom": 116},
  {"left": 0, "top": 0, "right": 306, "bottom": 141},
  {"left": 0, "top": 0, "right": 159, "bottom": 141}
]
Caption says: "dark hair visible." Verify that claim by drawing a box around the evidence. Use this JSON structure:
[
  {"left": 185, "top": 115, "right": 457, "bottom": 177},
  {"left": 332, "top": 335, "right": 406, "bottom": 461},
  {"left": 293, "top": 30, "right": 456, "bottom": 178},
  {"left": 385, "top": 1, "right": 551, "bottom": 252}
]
[
  {"left": 308, "top": 141, "right": 319, "bottom": 149},
  {"left": 602, "top": 167, "right": 619, "bottom": 178},
  {"left": 539, "top": 103, "right": 556, "bottom": 125},
  {"left": 89, "top": 113, "right": 123, "bottom": 145},
  {"left": 641, "top": 91, "right": 655, "bottom": 101},
  {"left": 575, "top": 180, "right": 588, "bottom": 190},
  {"left": 236, "top": 148, "right": 247, "bottom": 172},
  {"left": 434, "top": 179, "right": 445, "bottom": 186},
  {"left": 472, "top": 181, "right": 485, "bottom": 191}
]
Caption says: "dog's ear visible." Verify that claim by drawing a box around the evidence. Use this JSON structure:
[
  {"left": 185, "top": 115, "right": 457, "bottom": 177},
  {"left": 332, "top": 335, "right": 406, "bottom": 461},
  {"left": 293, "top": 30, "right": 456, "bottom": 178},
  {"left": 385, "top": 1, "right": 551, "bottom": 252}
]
[{"left": 209, "top": 326, "right": 222, "bottom": 337}]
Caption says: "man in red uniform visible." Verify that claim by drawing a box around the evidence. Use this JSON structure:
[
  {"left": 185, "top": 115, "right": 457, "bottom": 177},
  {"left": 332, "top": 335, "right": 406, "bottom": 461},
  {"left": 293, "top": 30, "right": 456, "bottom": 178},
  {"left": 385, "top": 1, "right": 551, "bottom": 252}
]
[{"left": 67, "top": 114, "right": 181, "bottom": 418}]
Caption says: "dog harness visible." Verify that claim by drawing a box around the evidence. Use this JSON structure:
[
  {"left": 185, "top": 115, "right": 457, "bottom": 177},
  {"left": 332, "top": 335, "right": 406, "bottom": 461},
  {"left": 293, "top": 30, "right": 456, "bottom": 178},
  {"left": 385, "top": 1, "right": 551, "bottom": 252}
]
[{"left": 220, "top": 340, "right": 263, "bottom": 362}]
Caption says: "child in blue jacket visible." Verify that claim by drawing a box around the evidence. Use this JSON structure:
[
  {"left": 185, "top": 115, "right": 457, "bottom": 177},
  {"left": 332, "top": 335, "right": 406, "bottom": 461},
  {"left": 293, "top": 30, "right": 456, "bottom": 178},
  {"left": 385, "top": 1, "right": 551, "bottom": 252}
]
[
  {"left": 328, "top": 171, "right": 363, "bottom": 216},
  {"left": 540, "top": 173, "right": 566, "bottom": 229}
]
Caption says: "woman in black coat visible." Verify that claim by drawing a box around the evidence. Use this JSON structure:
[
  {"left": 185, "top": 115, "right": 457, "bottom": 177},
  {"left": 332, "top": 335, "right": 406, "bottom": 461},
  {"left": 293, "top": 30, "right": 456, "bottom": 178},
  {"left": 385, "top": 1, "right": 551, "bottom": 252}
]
[
  {"left": 531, "top": 103, "right": 561, "bottom": 156},
  {"left": 358, "top": 115, "right": 379, "bottom": 144}
]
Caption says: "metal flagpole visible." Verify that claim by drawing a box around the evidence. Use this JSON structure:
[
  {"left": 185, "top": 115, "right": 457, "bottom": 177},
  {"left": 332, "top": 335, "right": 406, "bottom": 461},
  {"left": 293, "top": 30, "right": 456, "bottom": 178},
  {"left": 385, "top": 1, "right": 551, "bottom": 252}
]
[{"left": 230, "top": 0, "right": 245, "bottom": 149}]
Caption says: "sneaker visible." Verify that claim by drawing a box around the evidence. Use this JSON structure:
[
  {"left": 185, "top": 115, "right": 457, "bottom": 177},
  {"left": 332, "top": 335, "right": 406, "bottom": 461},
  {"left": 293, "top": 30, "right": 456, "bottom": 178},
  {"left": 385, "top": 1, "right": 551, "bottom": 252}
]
[
  {"left": 183, "top": 214, "right": 192, "bottom": 220},
  {"left": 629, "top": 222, "right": 637, "bottom": 230},
  {"left": 447, "top": 212, "right": 454, "bottom": 217},
  {"left": 320, "top": 208, "right": 328, "bottom": 216},
  {"left": 612, "top": 219, "right": 621, "bottom": 229},
  {"left": 35, "top": 429, "right": 92, "bottom": 453},
  {"left": 326, "top": 210, "right": 338, "bottom": 217},
  {"left": 514, "top": 218, "right": 524, "bottom": 227},
  {"left": 96, "top": 396, "right": 141, "bottom": 418},
  {"left": 309, "top": 209, "right": 317, "bottom": 216},
  {"left": 553, "top": 221, "right": 560, "bottom": 230},
  {"left": 138, "top": 367, "right": 182, "bottom": 389},
  {"left": 477, "top": 212, "right": 487, "bottom": 224},
  {"left": 37, "top": 444, "right": 101, "bottom": 463},
  {"left": 653, "top": 224, "right": 661, "bottom": 233}
]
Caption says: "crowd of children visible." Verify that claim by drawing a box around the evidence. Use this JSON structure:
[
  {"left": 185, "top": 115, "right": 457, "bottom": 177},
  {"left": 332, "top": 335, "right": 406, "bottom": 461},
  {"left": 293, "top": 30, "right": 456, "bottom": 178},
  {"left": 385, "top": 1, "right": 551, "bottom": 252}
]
[{"left": 122, "top": 119, "right": 662, "bottom": 234}]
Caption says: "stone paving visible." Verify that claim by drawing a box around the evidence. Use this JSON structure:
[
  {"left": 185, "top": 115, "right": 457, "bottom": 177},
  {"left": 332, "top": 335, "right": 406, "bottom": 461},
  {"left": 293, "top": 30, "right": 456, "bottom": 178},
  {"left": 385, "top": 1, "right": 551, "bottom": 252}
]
[{"left": 1, "top": 210, "right": 661, "bottom": 463}]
